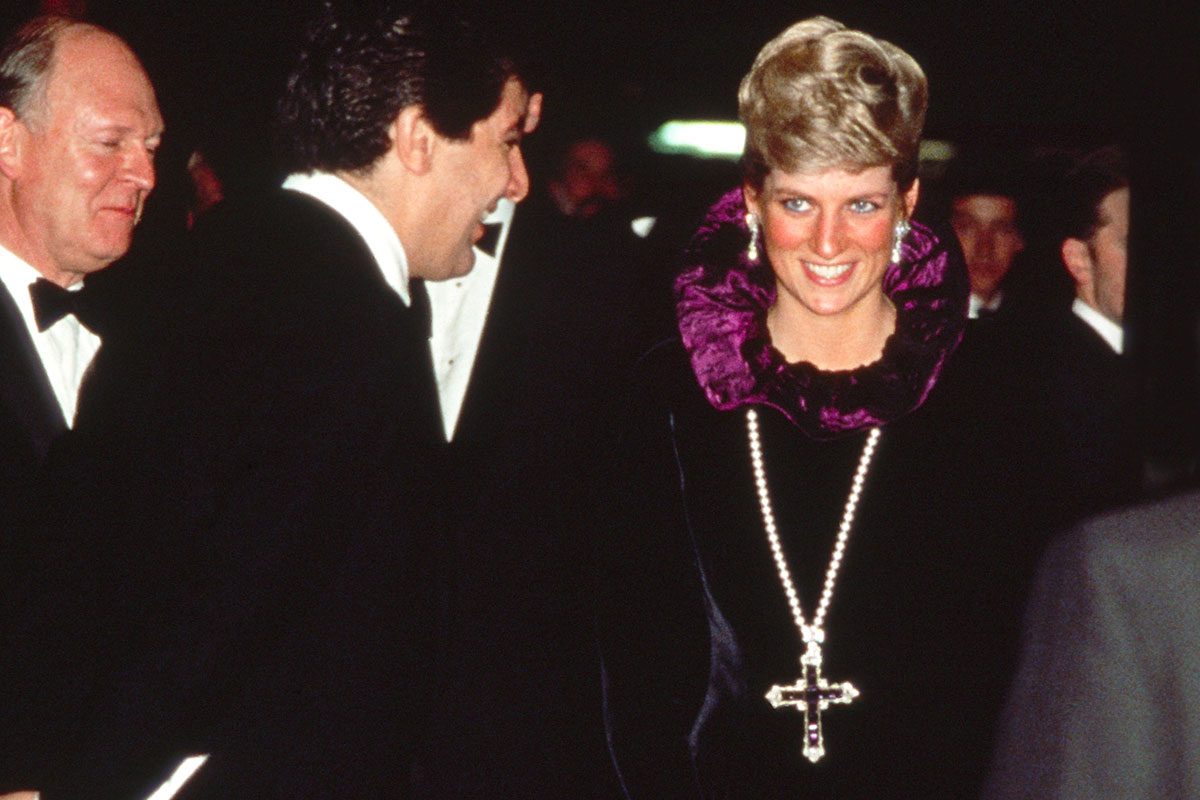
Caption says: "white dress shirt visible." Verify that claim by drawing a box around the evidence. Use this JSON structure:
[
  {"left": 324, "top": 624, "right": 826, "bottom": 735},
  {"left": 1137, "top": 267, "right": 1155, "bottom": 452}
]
[
  {"left": 968, "top": 291, "right": 1003, "bottom": 319},
  {"left": 426, "top": 197, "right": 514, "bottom": 440},
  {"left": 1072, "top": 297, "right": 1124, "bottom": 355},
  {"left": 0, "top": 243, "right": 101, "bottom": 426}
]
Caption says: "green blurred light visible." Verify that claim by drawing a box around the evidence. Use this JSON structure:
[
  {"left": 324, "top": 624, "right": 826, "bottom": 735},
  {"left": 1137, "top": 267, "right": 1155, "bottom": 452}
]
[
  {"left": 919, "top": 139, "right": 956, "bottom": 162},
  {"left": 648, "top": 120, "right": 746, "bottom": 160},
  {"left": 648, "top": 122, "right": 957, "bottom": 168}
]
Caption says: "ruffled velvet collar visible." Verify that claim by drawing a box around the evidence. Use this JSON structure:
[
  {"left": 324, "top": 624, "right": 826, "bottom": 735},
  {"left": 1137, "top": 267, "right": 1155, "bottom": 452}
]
[{"left": 675, "top": 188, "right": 967, "bottom": 440}]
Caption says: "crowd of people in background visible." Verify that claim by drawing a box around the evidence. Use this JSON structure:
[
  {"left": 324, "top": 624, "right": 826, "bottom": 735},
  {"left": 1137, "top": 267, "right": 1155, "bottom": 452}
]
[{"left": 0, "top": 1, "right": 1195, "bottom": 799}]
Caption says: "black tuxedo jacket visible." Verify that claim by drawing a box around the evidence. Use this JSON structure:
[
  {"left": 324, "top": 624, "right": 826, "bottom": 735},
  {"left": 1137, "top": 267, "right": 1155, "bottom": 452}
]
[
  {"left": 410, "top": 200, "right": 650, "bottom": 797},
  {"left": 0, "top": 259, "right": 137, "bottom": 571},
  {"left": 1033, "top": 309, "right": 1139, "bottom": 523},
  {"left": 0, "top": 283, "right": 66, "bottom": 536},
  {"left": 0, "top": 190, "right": 446, "bottom": 799}
]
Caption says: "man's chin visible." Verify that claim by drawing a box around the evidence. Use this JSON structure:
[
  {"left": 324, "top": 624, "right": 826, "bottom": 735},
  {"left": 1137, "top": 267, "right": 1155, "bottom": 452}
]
[
  {"left": 453, "top": 247, "right": 478, "bottom": 278},
  {"left": 423, "top": 250, "right": 476, "bottom": 283}
]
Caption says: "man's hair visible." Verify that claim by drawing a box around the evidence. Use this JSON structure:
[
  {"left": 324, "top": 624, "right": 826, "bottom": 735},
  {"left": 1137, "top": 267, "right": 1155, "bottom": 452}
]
[
  {"left": 738, "top": 16, "right": 928, "bottom": 193},
  {"left": 277, "top": 0, "right": 520, "bottom": 175},
  {"left": 0, "top": 15, "right": 93, "bottom": 122},
  {"left": 942, "top": 148, "right": 1026, "bottom": 228},
  {"left": 944, "top": 150, "right": 1023, "bottom": 204},
  {"left": 1057, "top": 145, "right": 1128, "bottom": 243}
]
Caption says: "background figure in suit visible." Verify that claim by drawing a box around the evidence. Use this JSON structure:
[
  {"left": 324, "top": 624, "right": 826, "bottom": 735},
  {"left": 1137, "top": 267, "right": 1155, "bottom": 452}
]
[
  {"left": 0, "top": 13, "right": 160, "bottom": 546},
  {"left": 0, "top": 2, "right": 541, "bottom": 798},
  {"left": 946, "top": 155, "right": 1026, "bottom": 320},
  {"left": 983, "top": 490, "right": 1200, "bottom": 799},
  {"left": 1033, "top": 146, "right": 1138, "bottom": 526}
]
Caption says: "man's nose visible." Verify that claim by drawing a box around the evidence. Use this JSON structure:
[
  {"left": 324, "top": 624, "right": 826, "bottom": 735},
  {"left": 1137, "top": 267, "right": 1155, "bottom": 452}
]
[
  {"left": 505, "top": 147, "right": 530, "bottom": 203},
  {"left": 125, "top": 144, "right": 156, "bottom": 192}
]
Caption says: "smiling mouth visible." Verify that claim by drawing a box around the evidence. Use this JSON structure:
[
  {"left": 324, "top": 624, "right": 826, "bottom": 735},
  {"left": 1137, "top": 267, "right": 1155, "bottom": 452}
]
[
  {"left": 804, "top": 262, "right": 853, "bottom": 281},
  {"left": 99, "top": 207, "right": 139, "bottom": 226}
]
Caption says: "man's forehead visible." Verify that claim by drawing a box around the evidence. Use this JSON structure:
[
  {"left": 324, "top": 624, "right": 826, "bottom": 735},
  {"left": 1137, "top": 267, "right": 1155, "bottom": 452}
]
[
  {"left": 953, "top": 194, "right": 1018, "bottom": 219},
  {"left": 41, "top": 30, "right": 160, "bottom": 130}
]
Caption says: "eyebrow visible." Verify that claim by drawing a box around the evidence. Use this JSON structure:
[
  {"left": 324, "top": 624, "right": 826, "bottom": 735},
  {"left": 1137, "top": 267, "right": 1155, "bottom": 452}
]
[
  {"left": 86, "top": 122, "right": 164, "bottom": 139},
  {"left": 777, "top": 188, "right": 893, "bottom": 201}
]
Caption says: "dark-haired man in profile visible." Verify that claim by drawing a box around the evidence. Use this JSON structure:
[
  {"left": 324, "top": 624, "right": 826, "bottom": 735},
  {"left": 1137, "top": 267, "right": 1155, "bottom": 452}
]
[
  {"left": 0, "top": 3, "right": 540, "bottom": 798},
  {"left": 1032, "top": 146, "right": 1137, "bottom": 526}
]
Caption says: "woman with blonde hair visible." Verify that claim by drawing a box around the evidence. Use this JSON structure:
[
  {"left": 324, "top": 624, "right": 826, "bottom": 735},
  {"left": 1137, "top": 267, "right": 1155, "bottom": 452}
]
[{"left": 599, "top": 17, "right": 1029, "bottom": 798}]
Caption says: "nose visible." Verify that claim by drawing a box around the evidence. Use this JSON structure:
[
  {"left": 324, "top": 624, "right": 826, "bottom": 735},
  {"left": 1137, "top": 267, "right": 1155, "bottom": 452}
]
[
  {"left": 124, "top": 143, "right": 156, "bottom": 192},
  {"left": 814, "top": 211, "right": 844, "bottom": 260},
  {"left": 504, "top": 145, "right": 530, "bottom": 203},
  {"left": 977, "top": 228, "right": 999, "bottom": 259}
]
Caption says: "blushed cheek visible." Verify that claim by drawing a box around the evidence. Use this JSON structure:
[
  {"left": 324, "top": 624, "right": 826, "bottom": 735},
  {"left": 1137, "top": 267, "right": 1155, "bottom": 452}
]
[
  {"left": 858, "top": 220, "right": 893, "bottom": 258},
  {"left": 762, "top": 217, "right": 810, "bottom": 253}
]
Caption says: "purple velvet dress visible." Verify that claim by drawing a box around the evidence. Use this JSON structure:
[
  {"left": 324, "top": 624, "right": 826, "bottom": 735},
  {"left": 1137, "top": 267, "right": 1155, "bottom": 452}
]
[{"left": 599, "top": 190, "right": 1047, "bottom": 798}]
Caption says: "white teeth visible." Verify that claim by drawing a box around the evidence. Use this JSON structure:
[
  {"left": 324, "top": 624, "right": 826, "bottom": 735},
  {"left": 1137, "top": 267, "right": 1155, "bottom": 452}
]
[{"left": 805, "top": 262, "right": 851, "bottom": 279}]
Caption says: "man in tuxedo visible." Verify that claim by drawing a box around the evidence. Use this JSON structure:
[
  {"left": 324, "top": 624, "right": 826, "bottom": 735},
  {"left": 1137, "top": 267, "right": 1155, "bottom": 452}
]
[
  {"left": 0, "top": 14, "right": 161, "bottom": 539},
  {"left": 983, "top": 490, "right": 1200, "bottom": 799},
  {"left": 1056, "top": 146, "right": 1129, "bottom": 358},
  {"left": 947, "top": 167, "right": 1025, "bottom": 319},
  {"left": 418, "top": 157, "right": 649, "bottom": 792},
  {"left": 1034, "top": 146, "right": 1137, "bottom": 525},
  {"left": 0, "top": 3, "right": 541, "bottom": 798}
]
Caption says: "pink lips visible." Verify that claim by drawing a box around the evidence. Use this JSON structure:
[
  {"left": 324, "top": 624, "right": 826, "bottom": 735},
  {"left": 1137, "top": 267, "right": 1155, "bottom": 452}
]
[{"left": 99, "top": 202, "right": 138, "bottom": 220}]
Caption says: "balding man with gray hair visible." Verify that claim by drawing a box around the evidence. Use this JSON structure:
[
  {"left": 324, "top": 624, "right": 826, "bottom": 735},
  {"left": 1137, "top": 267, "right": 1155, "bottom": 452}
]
[{"left": 0, "top": 13, "right": 161, "bottom": 532}]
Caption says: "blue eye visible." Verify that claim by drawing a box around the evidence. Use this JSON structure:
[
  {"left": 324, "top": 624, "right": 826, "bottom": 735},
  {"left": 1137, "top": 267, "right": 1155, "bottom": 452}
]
[
  {"left": 783, "top": 198, "right": 812, "bottom": 212},
  {"left": 849, "top": 199, "right": 881, "bottom": 213}
]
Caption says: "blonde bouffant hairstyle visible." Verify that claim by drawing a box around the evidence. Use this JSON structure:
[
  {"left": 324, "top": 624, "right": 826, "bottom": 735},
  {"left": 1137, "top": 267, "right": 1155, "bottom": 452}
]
[{"left": 738, "top": 16, "right": 928, "bottom": 193}]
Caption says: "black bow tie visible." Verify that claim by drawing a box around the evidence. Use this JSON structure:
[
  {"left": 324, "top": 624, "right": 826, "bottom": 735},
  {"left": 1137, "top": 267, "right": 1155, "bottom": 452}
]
[
  {"left": 29, "top": 278, "right": 97, "bottom": 333},
  {"left": 476, "top": 222, "right": 503, "bottom": 257}
]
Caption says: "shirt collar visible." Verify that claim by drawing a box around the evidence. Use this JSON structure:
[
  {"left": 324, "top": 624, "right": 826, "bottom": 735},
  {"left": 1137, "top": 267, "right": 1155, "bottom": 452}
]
[
  {"left": 282, "top": 171, "right": 411, "bottom": 305},
  {"left": 0, "top": 242, "right": 84, "bottom": 329},
  {"left": 968, "top": 291, "right": 1003, "bottom": 318},
  {"left": 0, "top": 241, "right": 43, "bottom": 295},
  {"left": 1072, "top": 297, "right": 1124, "bottom": 354}
]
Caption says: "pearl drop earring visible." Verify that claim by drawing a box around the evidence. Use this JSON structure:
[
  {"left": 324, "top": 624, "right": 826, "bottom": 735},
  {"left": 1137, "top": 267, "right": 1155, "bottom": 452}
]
[
  {"left": 746, "top": 213, "right": 760, "bottom": 262},
  {"left": 891, "top": 219, "right": 911, "bottom": 264}
]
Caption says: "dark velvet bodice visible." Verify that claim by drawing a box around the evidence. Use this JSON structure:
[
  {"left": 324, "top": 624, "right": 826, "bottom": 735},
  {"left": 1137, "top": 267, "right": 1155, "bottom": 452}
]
[{"left": 601, "top": 341, "right": 1041, "bottom": 798}]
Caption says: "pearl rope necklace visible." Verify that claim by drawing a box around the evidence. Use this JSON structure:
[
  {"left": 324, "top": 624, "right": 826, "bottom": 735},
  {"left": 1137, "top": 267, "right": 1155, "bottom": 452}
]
[{"left": 746, "top": 407, "right": 881, "bottom": 762}]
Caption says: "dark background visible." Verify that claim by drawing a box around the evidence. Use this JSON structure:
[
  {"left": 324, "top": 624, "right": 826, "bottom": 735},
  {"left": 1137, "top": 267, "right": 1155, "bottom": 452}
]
[
  {"left": 4, "top": 0, "right": 1199, "bottom": 480},
  {"left": 2, "top": 1, "right": 1183, "bottom": 179}
]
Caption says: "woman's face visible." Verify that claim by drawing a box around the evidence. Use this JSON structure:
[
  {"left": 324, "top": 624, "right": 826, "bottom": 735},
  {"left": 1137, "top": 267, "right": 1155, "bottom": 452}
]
[{"left": 745, "top": 165, "right": 918, "bottom": 322}]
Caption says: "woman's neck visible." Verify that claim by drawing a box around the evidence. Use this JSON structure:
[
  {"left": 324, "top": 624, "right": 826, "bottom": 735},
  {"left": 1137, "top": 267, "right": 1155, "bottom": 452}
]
[{"left": 766, "top": 293, "right": 897, "bottom": 371}]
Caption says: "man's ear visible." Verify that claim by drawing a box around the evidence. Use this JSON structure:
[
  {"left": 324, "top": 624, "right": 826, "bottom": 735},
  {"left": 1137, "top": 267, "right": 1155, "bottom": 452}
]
[
  {"left": 391, "top": 105, "right": 436, "bottom": 176},
  {"left": 0, "top": 106, "right": 24, "bottom": 181},
  {"left": 524, "top": 92, "right": 543, "bottom": 135},
  {"left": 1061, "top": 237, "right": 1093, "bottom": 286}
]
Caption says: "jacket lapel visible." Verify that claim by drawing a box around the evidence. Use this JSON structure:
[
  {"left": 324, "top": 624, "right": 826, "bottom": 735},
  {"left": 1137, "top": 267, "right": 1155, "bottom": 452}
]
[{"left": 0, "top": 284, "right": 67, "bottom": 460}]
